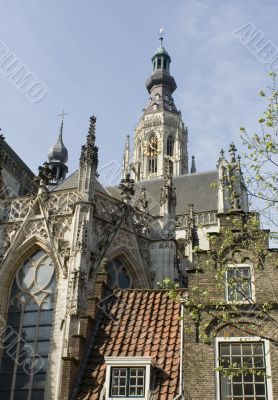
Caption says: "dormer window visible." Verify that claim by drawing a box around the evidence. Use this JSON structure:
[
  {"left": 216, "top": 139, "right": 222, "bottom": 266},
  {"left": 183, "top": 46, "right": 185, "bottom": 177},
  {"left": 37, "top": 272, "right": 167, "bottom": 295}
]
[
  {"left": 105, "top": 357, "right": 154, "bottom": 400},
  {"left": 110, "top": 367, "right": 145, "bottom": 397}
]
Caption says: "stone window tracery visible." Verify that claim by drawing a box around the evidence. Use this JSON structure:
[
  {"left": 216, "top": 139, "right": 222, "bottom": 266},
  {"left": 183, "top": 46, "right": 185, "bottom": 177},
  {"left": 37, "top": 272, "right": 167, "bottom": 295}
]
[
  {"left": 0, "top": 250, "right": 56, "bottom": 400},
  {"left": 108, "top": 258, "right": 134, "bottom": 289}
]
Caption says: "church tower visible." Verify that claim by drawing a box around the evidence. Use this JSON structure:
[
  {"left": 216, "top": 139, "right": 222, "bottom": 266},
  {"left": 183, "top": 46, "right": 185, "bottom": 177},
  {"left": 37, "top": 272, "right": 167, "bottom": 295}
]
[{"left": 129, "top": 35, "right": 188, "bottom": 181}]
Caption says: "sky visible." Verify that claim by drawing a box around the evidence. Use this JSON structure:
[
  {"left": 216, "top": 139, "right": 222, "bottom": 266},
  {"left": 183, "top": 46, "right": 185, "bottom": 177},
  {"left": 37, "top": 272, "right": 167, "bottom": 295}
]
[{"left": 0, "top": 0, "right": 277, "bottom": 187}]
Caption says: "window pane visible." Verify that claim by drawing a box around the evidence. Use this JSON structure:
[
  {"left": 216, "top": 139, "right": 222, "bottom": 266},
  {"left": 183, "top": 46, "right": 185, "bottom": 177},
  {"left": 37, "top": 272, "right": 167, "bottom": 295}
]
[
  {"left": 14, "top": 373, "right": 30, "bottom": 390},
  {"left": 39, "top": 310, "right": 53, "bottom": 325},
  {"left": 219, "top": 342, "right": 267, "bottom": 400},
  {"left": 36, "top": 341, "right": 50, "bottom": 357},
  {"left": 38, "top": 326, "right": 52, "bottom": 340},
  {"left": 22, "top": 312, "right": 37, "bottom": 327},
  {"left": 111, "top": 367, "right": 145, "bottom": 398},
  {"left": 32, "top": 372, "right": 47, "bottom": 389},
  {"left": 21, "top": 327, "right": 36, "bottom": 342},
  {"left": 226, "top": 266, "right": 252, "bottom": 301},
  {"left": 0, "top": 391, "right": 12, "bottom": 400},
  {"left": 30, "top": 390, "right": 45, "bottom": 400},
  {"left": 0, "top": 373, "right": 14, "bottom": 390},
  {"left": 11, "top": 390, "right": 29, "bottom": 400}
]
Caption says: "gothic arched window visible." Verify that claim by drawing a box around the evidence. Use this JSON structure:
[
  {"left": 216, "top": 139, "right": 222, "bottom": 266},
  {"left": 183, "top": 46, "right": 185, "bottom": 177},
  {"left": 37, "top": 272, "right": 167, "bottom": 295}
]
[
  {"left": 0, "top": 250, "right": 56, "bottom": 400},
  {"left": 147, "top": 134, "right": 158, "bottom": 174},
  {"left": 166, "top": 135, "right": 174, "bottom": 156},
  {"left": 108, "top": 258, "right": 134, "bottom": 289}
]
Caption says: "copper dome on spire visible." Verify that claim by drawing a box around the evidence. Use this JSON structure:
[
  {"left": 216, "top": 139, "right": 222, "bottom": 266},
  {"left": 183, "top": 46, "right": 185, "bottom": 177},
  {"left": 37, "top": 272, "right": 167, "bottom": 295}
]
[{"left": 48, "top": 119, "right": 68, "bottom": 164}]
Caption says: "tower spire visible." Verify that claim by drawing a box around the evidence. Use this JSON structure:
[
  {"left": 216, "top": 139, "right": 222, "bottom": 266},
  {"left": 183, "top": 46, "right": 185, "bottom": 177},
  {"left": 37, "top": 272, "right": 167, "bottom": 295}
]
[
  {"left": 145, "top": 33, "right": 177, "bottom": 113},
  {"left": 132, "top": 34, "right": 188, "bottom": 182},
  {"left": 47, "top": 111, "right": 69, "bottom": 185}
]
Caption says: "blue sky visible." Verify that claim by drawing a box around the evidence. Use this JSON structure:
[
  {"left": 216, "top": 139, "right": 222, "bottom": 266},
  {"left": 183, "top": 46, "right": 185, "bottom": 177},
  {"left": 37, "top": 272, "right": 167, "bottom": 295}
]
[{"left": 0, "top": 0, "right": 277, "bottom": 184}]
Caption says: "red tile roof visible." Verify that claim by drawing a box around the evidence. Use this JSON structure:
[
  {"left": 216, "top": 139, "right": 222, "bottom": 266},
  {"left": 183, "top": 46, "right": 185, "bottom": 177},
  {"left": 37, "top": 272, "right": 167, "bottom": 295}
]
[{"left": 76, "top": 290, "right": 182, "bottom": 400}]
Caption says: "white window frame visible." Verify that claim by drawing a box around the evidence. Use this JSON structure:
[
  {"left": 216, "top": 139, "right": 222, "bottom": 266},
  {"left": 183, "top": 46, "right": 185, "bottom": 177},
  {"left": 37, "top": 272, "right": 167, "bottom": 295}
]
[
  {"left": 225, "top": 264, "right": 255, "bottom": 304},
  {"left": 215, "top": 336, "right": 273, "bottom": 400},
  {"left": 104, "top": 356, "right": 154, "bottom": 400}
]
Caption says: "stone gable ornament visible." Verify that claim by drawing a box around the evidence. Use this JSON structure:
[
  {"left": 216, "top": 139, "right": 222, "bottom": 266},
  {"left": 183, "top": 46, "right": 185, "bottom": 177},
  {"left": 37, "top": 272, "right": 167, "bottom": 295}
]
[{"left": 119, "top": 173, "right": 135, "bottom": 204}]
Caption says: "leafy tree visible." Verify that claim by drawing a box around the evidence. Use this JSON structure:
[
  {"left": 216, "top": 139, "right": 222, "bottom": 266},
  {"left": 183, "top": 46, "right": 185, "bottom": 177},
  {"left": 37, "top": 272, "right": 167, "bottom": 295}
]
[
  {"left": 159, "top": 73, "right": 278, "bottom": 385},
  {"left": 240, "top": 72, "right": 278, "bottom": 231},
  {"left": 159, "top": 212, "right": 278, "bottom": 380}
]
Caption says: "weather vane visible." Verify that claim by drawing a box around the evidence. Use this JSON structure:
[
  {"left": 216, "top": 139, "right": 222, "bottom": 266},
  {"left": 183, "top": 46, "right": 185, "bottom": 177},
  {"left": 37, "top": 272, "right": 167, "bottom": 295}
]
[
  {"left": 159, "top": 26, "right": 166, "bottom": 45},
  {"left": 58, "top": 109, "right": 69, "bottom": 122}
]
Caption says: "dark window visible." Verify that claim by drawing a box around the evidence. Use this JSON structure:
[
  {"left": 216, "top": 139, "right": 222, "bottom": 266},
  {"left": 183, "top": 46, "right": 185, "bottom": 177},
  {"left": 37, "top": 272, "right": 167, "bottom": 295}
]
[
  {"left": 148, "top": 158, "right": 157, "bottom": 174},
  {"left": 166, "top": 135, "right": 174, "bottom": 156},
  {"left": 226, "top": 266, "right": 252, "bottom": 302},
  {"left": 219, "top": 342, "right": 267, "bottom": 400},
  {"left": 157, "top": 58, "right": 161, "bottom": 69},
  {"left": 108, "top": 258, "right": 134, "bottom": 289},
  {"left": 0, "top": 250, "right": 56, "bottom": 400},
  {"left": 110, "top": 367, "right": 145, "bottom": 397}
]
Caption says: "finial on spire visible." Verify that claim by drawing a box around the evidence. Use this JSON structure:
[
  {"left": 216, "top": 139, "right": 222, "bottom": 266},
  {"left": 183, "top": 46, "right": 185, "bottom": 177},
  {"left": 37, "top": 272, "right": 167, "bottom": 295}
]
[
  {"left": 58, "top": 110, "right": 69, "bottom": 138},
  {"left": 191, "top": 156, "right": 196, "bottom": 173},
  {"left": 159, "top": 26, "right": 165, "bottom": 46},
  {"left": 217, "top": 148, "right": 226, "bottom": 168},
  {"left": 87, "top": 116, "right": 97, "bottom": 145},
  {"left": 79, "top": 116, "right": 98, "bottom": 168},
  {"left": 229, "top": 142, "right": 237, "bottom": 163},
  {"left": 58, "top": 109, "right": 69, "bottom": 122}
]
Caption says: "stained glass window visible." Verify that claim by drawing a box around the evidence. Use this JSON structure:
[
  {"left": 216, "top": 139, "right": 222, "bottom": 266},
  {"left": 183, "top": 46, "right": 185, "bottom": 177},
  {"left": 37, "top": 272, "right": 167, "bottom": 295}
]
[{"left": 0, "top": 250, "right": 56, "bottom": 400}]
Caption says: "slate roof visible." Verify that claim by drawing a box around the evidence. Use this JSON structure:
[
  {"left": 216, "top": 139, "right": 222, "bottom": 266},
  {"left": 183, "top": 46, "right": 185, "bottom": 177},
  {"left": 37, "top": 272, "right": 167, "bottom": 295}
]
[
  {"left": 107, "top": 171, "right": 218, "bottom": 215},
  {"left": 50, "top": 169, "right": 218, "bottom": 216},
  {"left": 50, "top": 170, "right": 108, "bottom": 194},
  {"left": 76, "top": 290, "right": 182, "bottom": 400}
]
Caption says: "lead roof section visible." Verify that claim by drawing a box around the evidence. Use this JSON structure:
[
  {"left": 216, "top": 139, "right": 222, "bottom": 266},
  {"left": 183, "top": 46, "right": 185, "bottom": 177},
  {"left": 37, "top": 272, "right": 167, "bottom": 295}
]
[
  {"left": 51, "top": 169, "right": 218, "bottom": 215},
  {"left": 107, "top": 170, "right": 218, "bottom": 215},
  {"left": 76, "top": 290, "right": 182, "bottom": 400}
]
